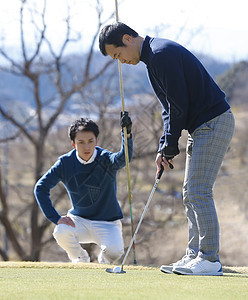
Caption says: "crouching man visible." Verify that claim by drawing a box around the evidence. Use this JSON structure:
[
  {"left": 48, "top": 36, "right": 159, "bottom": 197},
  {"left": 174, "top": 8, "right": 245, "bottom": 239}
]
[{"left": 34, "top": 112, "right": 133, "bottom": 263}]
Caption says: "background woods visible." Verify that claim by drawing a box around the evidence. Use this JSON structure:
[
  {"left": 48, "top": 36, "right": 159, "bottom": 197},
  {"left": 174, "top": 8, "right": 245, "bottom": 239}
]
[
  {"left": 0, "top": 0, "right": 247, "bottom": 266},
  {"left": 0, "top": 0, "right": 115, "bottom": 261}
]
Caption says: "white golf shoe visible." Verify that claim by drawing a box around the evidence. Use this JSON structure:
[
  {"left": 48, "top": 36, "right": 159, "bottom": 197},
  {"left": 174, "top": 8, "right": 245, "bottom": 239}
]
[
  {"left": 160, "top": 254, "right": 195, "bottom": 274},
  {"left": 98, "top": 251, "right": 111, "bottom": 264},
  {"left": 71, "top": 249, "right": 90, "bottom": 263},
  {"left": 173, "top": 257, "right": 223, "bottom": 276}
]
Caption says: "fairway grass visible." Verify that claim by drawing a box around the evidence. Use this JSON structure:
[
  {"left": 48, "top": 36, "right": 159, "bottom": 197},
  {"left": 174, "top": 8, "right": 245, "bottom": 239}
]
[{"left": 0, "top": 262, "right": 247, "bottom": 300}]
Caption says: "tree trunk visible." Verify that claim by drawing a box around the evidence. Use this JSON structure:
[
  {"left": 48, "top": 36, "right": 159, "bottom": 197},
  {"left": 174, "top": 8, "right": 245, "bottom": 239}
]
[
  {"left": 0, "top": 214, "right": 26, "bottom": 260},
  {"left": 29, "top": 143, "right": 45, "bottom": 261}
]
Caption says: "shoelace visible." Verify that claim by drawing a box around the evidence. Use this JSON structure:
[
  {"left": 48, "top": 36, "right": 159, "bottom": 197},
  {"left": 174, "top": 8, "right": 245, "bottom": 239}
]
[
  {"left": 177, "top": 254, "right": 192, "bottom": 264},
  {"left": 185, "top": 257, "right": 203, "bottom": 267}
]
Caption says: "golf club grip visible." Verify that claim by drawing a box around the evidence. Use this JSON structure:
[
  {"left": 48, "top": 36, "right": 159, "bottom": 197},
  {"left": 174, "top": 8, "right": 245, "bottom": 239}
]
[
  {"left": 164, "top": 157, "right": 174, "bottom": 169},
  {"left": 157, "top": 165, "right": 164, "bottom": 179},
  {"left": 168, "top": 161, "right": 174, "bottom": 169}
]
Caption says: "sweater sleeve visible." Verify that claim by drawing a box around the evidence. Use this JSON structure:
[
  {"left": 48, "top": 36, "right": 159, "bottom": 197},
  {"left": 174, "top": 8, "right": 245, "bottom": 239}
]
[
  {"left": 34, "top": 159, "right": 64, "bottom": 224},
  {"left": 109, "top": 133, "right": 133, "bottom": 169},
  {"left": 152, "top": 51, "right": 188, "bottom": 150}
]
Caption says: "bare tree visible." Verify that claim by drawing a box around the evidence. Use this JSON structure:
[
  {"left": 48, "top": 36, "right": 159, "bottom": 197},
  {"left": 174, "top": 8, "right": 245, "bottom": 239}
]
[
  {"left": 0, "top": 0, "right": 114, "bottom": 261},
  {"left": 0, "top": 0, "right": 210, "bottom": 265}
]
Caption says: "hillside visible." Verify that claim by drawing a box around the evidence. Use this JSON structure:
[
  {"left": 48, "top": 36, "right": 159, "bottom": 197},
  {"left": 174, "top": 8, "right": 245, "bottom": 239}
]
[
  {"left": 0, "top": 52, "right": 231, "bottom": 109},
  {"left": 217, "top": 61, "right": 248, "bottom": 106}
]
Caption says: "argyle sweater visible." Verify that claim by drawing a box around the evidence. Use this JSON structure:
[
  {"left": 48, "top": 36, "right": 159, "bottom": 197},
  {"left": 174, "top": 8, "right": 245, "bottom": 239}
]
[
  {"left": 140, "top": 36, "right": 230, "bottom": 152},
  {"left": 34, "top": 134, "right": 133, "bottom": 224}
]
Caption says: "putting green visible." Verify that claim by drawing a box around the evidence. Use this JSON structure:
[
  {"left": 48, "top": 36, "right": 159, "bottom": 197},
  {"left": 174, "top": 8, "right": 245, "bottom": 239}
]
[{"left": 0, "top": 262, "right": 247, "bottom": 300}]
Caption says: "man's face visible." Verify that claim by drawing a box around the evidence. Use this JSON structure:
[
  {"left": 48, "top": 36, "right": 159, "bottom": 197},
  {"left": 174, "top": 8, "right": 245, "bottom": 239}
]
[
  {"left": 105, "top": 34, "right": 140, "bottom": 65},
  {"left": 72, "top": 131, "right": 97, "bottom": 161}
]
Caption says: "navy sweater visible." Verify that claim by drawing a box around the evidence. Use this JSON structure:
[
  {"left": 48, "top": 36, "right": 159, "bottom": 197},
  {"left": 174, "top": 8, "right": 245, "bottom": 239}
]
[
  {"left": 140, "top": 36, "right": 230, "bottom": 151},
  {"left": 34, "top": 134, "right": 133, "bottom": 224}
]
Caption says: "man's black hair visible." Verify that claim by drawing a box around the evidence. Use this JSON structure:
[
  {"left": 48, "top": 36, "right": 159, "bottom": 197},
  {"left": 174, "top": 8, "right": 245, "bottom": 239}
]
[
  {"left": 99, "top": 22, "right": 138, "bottom": 56},
  {"left": 68, "top": 118, "right": 99, "bottom": 141}
]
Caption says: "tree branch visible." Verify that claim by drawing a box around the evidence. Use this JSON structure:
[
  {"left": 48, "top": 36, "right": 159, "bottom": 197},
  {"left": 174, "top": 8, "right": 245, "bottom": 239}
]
[{"left": 0, "top": 105, "right": 36, "bottom": 144}]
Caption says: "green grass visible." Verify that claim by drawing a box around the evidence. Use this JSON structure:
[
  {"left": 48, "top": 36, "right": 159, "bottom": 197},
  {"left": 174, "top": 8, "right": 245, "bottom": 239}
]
[{"left": 0, "top": 262, "right": 247, "bottom": 300}]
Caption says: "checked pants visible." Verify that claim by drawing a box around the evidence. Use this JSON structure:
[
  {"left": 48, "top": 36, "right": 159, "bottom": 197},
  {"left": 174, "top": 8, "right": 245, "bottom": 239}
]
[{"left": 183, "top": 109, "right": 235, "bottom": 261}]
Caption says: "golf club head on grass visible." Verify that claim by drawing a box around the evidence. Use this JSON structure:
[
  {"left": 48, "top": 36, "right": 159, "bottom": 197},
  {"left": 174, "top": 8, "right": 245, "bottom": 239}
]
[{"left": 106, "top": 267, "right": 126, "bottom": 274}]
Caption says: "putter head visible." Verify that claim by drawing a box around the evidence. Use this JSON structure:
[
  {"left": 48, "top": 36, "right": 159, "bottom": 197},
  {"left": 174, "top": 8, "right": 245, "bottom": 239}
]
[{"left": 105, "top": 267, "right": 126, "bottom": 274}]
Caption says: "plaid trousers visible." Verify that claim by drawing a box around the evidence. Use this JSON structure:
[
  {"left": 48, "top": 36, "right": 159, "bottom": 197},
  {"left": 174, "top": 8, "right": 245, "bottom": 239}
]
[{"left": 183, "top": 109, "right": 235, "bottom": 261}]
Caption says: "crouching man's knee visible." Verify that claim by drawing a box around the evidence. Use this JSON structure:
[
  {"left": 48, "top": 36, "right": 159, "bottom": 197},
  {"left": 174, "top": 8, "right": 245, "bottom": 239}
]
[{"left": 53, "top": 224, "right": 74, "bottom": 242}]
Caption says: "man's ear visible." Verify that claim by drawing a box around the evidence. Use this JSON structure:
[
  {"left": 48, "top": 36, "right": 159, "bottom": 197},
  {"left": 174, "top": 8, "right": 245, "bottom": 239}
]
[
  {"left": 72, "top": 141, "right": 76, "bottom": 149},
  {"left": 122, "top": 34, "right": 133, "bottom": 45}
]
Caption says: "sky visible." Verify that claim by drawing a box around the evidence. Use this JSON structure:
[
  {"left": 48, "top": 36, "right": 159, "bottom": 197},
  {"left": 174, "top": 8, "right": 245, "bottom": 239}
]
[{"left": 0, "top": 0, "right": 247, "bottom": 63}]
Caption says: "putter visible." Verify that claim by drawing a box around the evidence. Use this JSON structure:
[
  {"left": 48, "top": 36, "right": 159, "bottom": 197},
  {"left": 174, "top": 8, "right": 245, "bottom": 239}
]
[{"left": 106, "top": 165, "right": 165, "bottom": 274}]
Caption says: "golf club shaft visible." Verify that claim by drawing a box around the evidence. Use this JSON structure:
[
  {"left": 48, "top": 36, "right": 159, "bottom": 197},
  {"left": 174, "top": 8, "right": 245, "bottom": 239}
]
[{"left": 121, "top": 167, "right": 163, "bottom": 269}]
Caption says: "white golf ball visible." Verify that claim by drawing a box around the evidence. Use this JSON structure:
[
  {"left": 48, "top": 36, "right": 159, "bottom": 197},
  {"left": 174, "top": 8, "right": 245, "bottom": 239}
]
[{"left": 113, "top": 266, "right": 121, "bottom": 273}]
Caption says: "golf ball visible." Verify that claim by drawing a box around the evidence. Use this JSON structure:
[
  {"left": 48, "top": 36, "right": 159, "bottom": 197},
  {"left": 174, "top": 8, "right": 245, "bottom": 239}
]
[{"left": 113, "top": 266, "right": 121, "bottom": 273}]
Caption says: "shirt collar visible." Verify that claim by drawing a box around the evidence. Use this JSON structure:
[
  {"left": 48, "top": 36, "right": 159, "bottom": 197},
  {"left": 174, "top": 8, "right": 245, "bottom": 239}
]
[
  {"left": 140, "top": 35, "right": 151, "bottom": 64},
  {"left": 140, "top": 38, "right": 145, "bottom": 56},
  {"left": 76, "top": 149, "right": 97, "bottom": 165}
]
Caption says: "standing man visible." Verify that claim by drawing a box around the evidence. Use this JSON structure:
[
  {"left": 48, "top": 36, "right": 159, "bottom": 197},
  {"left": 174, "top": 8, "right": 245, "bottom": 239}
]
[
  {"left": 99, "top": 22, "right": 235, "bottom": 275},
  {"left": 34, "top": 113, "right": 133, "bottom": 264}
]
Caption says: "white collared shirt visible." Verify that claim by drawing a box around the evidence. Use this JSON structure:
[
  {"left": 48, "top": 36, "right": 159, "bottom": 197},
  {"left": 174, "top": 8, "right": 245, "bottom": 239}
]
[{"left": 76, "top": 149, "right": 97, "bottom": 165}]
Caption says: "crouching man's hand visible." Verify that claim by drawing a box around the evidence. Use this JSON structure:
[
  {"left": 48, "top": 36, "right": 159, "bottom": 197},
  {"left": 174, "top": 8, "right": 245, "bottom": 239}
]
[
  {"left": 57, "top": 216, "right": 75, "bottom": 227},
  {"left": 120, "top": 111, "right": 132, "bottom": 138}
]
